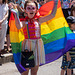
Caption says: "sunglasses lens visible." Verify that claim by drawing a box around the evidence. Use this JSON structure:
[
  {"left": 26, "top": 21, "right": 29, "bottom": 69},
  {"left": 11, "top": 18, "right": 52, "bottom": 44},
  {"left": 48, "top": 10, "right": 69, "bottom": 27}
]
[
  {"left": 26, "top": 6, "right": 36, "bottom": 11},
  {"left": 32, "top": 7, "right": 35, "bottom": 10}
]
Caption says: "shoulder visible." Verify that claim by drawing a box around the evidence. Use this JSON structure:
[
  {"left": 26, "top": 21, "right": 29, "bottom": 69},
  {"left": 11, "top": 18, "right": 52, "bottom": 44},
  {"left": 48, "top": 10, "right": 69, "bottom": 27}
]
[
  {"left": 4, "top": 3, "right": 9, "bottom": 10},
  {"left": 6, "top": 3, "right": 8, "bottom": 6},
  {"left": 3, "top": 3, "right": 8, "bottom": 7},
  {"left": 20, "top": 18, "right": 27, "bottom": 27},
  {"left": 22, "top": 21, "right": 27, "bottom": 28}
]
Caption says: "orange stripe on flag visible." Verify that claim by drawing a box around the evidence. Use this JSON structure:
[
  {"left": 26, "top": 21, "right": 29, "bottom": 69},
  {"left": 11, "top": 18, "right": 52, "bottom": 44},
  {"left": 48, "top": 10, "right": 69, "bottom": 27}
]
[{"left": 39, "top": 0, "right": 61, "bottom": 16}]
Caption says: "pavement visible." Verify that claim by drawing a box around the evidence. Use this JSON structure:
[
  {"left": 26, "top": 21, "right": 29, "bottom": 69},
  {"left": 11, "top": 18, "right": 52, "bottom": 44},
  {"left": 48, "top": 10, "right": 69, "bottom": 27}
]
[
  {"left": 0, "top": 38, "right": 62, "bottom": 75},
  {"left": 0, "top": 57, "right": 62, "bottom": 75},
  {"left": 0, "top": 57, "right": 75, "bottom": 75},
  {"left": 0, "top": 38, "right": 74, "bottom": 75}
]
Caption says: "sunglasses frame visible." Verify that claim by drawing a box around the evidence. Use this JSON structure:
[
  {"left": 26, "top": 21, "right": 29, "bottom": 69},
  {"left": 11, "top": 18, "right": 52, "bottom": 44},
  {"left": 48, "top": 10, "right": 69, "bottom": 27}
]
[{"left": 26, "top": 6, "right": 36, "bottom": 11}]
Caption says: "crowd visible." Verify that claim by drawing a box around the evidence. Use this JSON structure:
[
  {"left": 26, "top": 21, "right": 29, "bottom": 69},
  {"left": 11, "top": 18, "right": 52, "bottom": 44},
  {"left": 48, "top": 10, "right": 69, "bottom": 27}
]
[{"left": 0, "top": 0, "right": 75, "bottom": 75}]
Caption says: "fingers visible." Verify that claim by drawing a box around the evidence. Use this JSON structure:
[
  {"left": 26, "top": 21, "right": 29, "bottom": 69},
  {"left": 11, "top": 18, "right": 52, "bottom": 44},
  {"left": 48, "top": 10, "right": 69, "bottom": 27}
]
[{"left": 11, "top": 9, "right": 17, "bottom": 15}]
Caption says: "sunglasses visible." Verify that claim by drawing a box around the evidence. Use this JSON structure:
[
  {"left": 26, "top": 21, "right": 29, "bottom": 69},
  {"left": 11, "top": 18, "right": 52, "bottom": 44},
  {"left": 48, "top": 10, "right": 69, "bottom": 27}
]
[{"left": 26, "top": 6, "right": 36, "bottom": 11}]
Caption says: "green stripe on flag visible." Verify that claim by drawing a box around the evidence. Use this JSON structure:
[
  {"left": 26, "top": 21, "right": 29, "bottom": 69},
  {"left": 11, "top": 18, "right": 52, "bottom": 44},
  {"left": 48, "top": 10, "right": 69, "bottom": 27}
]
[
  {"left": 11, "top": 42, "right": 22, "bottom": 53},
  {"left": 41, "top": 27, "right": 72, "bottom": 44}
]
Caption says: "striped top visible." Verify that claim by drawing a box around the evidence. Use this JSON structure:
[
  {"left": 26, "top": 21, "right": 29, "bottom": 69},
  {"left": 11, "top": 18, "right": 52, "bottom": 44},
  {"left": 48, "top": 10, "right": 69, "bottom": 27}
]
[
  {"left": 64, "top": 30, "right": 75, "bottom": 57},
  {"left": 69, "top": 47, "right": 75, "bottom": 57},
  {"left": 23, "top": 19, "right": 41, "bottom": 39},
  {"left": 68, "top": 30, "right": 75, "bottom": 57}
]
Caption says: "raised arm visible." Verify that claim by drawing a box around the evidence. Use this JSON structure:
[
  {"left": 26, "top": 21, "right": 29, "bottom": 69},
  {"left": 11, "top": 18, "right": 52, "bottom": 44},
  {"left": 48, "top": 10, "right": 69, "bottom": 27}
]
[
  {"left": 39, "top": 0, "right": 58, "bottom": 24},
  {"left": 16, "top": 4, "right": 24, "bottom": 13},
  {"left": 11, "top": 9, "right": 23, "bottom": 29}
]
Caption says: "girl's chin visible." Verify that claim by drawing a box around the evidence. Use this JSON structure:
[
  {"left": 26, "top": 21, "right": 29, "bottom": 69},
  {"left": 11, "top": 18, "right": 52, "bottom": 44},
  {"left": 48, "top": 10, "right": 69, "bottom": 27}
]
[
  {"left": 28, "top": 15, "right": 35, "bottom": 19},
  {"left": 28, "top": 13, "right": 36, "bottom": 18}
]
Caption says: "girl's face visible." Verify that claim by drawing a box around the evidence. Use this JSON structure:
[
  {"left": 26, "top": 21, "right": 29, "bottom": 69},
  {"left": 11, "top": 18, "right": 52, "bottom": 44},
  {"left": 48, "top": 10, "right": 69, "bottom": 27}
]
[
  {"left": 69, "top": 23, "right": 75, "bottom": 30},
  {"left": 25, "top": 3, "right": 37, "bottom": 18},
  {"left": 72, "top": 10, "right": 75, "bottom": 17},
  {"left": 0, "top": 0, "right": 2, "bottom": 4}
]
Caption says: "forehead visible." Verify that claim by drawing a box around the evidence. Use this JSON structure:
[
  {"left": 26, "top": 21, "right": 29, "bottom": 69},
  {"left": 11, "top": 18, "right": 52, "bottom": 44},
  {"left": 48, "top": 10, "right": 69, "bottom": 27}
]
[
  {"left": 72, "top": 23, "right": 75, "bottom": 25},
  {"left": 27, "top": 3, "right": 36, "bottom": 7},
  {"left": 68, "top": 23, "right": 75, "bottom": 25},
  {"left": 73, "top": 10, "right": 75, "bottom": 12}
]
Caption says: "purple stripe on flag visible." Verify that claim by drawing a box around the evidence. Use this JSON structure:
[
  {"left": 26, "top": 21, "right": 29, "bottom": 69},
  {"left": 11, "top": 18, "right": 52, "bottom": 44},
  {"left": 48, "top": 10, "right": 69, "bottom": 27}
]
[
  {"left": 15, "top": 39, "right": 75, "bottom": 73},
  {"left": 16, "top": 64, "right": 26, "bottom": 73},
  {"left": 45, "top": 39, "right": 75, "bottom": 64}
]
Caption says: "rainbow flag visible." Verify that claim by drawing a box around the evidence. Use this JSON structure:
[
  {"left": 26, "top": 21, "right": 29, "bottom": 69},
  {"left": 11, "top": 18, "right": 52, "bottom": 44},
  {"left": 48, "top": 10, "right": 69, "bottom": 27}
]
[{"left": 9, "top": 0, "right": 75, "bottom": 73}]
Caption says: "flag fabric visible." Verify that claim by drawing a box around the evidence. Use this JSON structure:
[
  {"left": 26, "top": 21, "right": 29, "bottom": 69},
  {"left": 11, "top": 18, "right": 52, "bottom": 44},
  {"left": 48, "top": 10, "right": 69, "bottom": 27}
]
[
  {"left": 9, "top": 0, "right": 75, "bottom": 73},
  {"left": 38, "top": 0, "right": 75, "bottom": 63}
]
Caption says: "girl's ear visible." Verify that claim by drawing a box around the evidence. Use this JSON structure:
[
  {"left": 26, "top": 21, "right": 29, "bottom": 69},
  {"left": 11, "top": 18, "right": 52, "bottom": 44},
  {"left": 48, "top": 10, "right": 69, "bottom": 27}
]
[{"left": 36, "top": 9, "right": 38, "bottom": 13}]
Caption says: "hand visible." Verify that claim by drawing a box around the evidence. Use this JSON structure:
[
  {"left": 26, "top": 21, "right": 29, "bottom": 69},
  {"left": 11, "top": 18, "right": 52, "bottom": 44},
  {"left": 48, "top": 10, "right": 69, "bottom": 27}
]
[
  {"left": 11, "top": 9, "right": 18, "bottom": 16},
  {"left": 15, "top": 4, "right": 19, "bottom": 7},
  {"left": 67, "top": 55, "right": 71, "bottom": 61}
]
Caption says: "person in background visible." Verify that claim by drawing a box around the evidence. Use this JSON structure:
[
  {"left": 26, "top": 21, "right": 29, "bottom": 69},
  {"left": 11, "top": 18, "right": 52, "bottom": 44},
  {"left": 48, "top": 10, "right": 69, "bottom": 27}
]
[
  {"left": 15, "top": 0, "right": 26, "bottom": 18},
  {"left": 61, "top": 6, "right": 75, "bottom": 75},
  {"left": 46, "top": 0, "right": 51, "bottom": 3},
  {"left": 39, "top": 0, "right": 46, "bottom": 8},
  {"left": 70, "top": 6, "right": 75, "bottom": 16},
  {"left": 61, "top": 16, "right": 75, "bottom": 75},
  {"left": 71, "top": 0, "right": 75, "bottom": 8},
  {"left": 61, "top": 0, "right": 71, "bottom": 19},
  {"left": 60, "top": 7, "right": 75, "bottom": 75},
  {"left": 6, "top": 2, "right": 14, "bottom": 53},
  {"left": 0, "top": 0, "right": 8, "bottom": 58},
  {"left": 69, "top": 6, "right": 75, "bottom": 75}
]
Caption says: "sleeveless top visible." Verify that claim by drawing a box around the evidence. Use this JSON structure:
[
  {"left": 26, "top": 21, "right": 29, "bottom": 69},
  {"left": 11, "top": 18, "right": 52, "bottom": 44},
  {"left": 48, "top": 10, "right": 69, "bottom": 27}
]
[{"left": 23, "top": 14, "right": 41, "bottom": 39}]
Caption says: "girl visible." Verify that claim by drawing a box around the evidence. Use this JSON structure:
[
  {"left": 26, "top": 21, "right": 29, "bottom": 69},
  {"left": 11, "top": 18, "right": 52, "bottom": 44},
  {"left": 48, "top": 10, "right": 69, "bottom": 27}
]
[
  {"left": 0, "top": 0, "right": 8, "bottom": 57},
  {"left": 61, "top": 16, "right": 75, "bottom": 75},
  {"left": 60, "top": 7, "right": 75, "bottom": 75},
  {"left": 11, "top": 0, "right": 58, "bottom": 75}
]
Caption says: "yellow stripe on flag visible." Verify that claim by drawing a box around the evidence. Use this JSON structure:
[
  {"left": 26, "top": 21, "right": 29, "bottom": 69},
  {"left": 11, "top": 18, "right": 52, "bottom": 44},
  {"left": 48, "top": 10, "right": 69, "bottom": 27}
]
[
  {"left": 41, "top": 17, "right": 69, "bottom": 35},
  {"left": 10, "top": 30, "right": 24, "bottom": 43}
]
